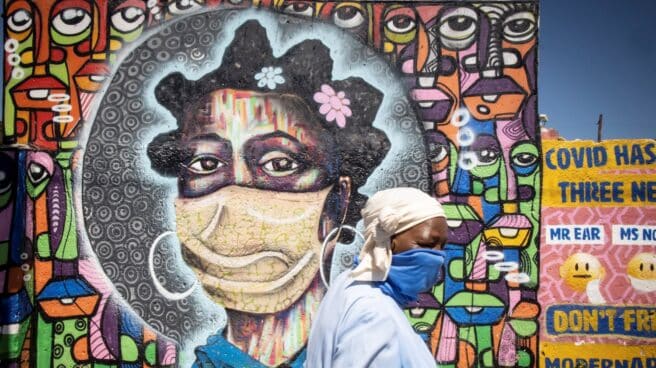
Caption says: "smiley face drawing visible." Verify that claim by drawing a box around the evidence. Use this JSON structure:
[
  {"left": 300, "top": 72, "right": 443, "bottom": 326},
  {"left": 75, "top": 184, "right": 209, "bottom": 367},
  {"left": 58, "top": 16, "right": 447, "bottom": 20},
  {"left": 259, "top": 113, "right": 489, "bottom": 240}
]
[{"left": 627, "top": 253, "right": 656, "bottom": 293}]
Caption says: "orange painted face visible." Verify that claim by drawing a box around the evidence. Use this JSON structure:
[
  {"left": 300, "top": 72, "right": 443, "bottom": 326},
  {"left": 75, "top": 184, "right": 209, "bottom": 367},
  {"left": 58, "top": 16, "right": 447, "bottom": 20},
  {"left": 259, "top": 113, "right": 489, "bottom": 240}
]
[
  {"left": 379, "top": 5, "right": 460, "bottom": 127},
  {"left": 460, "top": 4, "right": 537, "bottom": 121}
]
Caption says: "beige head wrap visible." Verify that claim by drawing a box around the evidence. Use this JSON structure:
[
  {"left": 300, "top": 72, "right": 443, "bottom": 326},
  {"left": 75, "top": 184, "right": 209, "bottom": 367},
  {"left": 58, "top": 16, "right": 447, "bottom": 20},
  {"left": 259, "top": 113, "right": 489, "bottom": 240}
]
[{"left": 350, "top": 187, "right": 446, "bottom": 282}]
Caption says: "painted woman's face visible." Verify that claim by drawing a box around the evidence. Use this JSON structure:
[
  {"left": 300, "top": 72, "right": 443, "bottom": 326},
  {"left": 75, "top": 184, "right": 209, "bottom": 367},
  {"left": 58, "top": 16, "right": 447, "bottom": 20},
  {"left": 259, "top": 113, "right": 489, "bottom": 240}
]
[
  {"left": 174, "top": 89, "right": 342, "bottom": 313},
  {"left": 176, "top": 89, "right": 339, "bottom": 196}
]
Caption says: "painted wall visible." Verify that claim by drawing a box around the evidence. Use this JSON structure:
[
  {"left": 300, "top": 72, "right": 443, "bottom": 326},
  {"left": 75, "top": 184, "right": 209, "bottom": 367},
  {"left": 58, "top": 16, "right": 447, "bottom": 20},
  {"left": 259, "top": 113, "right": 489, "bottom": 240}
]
[
  {"left": 540, "top": 139, "right": 656, "bottom": 367},
  {"left": 1, "top": 1, "right": 539, "bottom": 367}
]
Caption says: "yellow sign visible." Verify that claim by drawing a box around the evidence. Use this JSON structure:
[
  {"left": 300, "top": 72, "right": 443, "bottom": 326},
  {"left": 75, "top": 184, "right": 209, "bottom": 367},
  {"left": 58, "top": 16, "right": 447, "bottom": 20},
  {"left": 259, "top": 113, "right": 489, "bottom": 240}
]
[
  {"left": 541, "top": 343, "right": 656, "bottom": 368},
  {"left": 542, "top": 140, "right": 656, "bottom": 207}
]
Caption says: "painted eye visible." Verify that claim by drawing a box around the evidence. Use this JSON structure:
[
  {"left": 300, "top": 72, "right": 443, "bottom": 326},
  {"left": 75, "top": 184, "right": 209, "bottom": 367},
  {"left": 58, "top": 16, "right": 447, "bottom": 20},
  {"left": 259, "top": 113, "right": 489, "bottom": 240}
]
[
  {"left": 385, "top": 14, "right": 416, "bottom": 33},
  {"left": 52, "top": 8, "right": 92, "bottom": 36},
  {"left": 512, "top": 152, "right": 537, "bottom": 167},
  {"left": 477, "top": 149, "right": 499, "bottom": 164},
  {"left": 502, "top": 11, "right": 536, "bottom": 43},
  {"left": 439, "top": 7, "right": 478, "bottom": 50},
  {"left": 428, "top": 144, "right": 448, "bottom": 163},
  {"left": 0, "top": 169, "right": 11, "bottom": 194},
  {"left": 187, "top": 155, "right": 224, "bottom": 174},
  {"left": 282, "top": 2, "right": 314, "bottom": 17},
  {"left": 333, "top": 6, "right": 365, "bottom": 29},
  {"left": 8, "top": 9, "right": 32, "bottom": 33},
  {"left": 259, "top": 152, "right": 300, "bottom": 177},
  {"left": 111, "top": 7, "right": 145, "bottom": 33},
  {"left": 167, "top": 0, "right": 201, "bottom": 15},
  {"left": 27, "top": 162, "right": 49, "bottom": 184}
]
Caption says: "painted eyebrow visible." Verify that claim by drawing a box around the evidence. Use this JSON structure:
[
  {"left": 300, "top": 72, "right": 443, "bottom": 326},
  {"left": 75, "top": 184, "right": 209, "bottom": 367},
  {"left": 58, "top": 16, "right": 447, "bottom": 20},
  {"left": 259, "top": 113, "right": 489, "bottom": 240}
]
[
  {"left": 189, "top": 133, "right": 228, "bottom": 142},
  {"left": 244, "top": 131, "right": 305, "bottom": 151}
]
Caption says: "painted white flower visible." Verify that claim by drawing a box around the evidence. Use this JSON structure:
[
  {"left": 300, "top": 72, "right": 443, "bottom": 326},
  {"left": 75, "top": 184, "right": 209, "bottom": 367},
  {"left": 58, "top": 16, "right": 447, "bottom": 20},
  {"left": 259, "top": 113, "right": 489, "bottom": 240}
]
[{"left": 254, "top": 66, "right": 285, "bottom": 90}]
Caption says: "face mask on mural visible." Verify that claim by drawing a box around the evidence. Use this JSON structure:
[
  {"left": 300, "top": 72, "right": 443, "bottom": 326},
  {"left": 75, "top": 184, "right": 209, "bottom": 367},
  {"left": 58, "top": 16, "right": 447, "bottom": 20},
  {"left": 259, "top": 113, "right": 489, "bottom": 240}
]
[{"left": 175, "top": 185, "right": 332, "bottom": 313}]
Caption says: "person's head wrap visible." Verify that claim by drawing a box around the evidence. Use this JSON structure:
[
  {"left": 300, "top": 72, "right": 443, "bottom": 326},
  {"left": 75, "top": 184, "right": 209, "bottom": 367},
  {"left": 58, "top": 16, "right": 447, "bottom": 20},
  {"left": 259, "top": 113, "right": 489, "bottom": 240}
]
[{"left": 350, "top": 187, "right": 446, "bottom": 282}]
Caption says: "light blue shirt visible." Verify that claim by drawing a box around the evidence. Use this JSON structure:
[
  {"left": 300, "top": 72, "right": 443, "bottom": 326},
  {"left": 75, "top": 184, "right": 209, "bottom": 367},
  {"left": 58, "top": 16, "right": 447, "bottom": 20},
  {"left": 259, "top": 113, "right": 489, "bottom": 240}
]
[{"left": 306, "top": 271, "right": 436, "bottom": 368}]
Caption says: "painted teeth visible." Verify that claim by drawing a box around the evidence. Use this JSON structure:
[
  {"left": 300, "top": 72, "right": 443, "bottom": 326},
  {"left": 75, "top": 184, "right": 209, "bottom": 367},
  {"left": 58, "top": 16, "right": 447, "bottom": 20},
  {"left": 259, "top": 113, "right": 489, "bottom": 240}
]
[
  {"left": 60, "top": 298, "right": 75, "bottom": 305},
  {"left": 0, "top": 324, "right": 20, "bottom": 335},
  {"left": 482, "top": 94, "right": 499, "bottom": 102},
  {"left": 409, "top": 307, "right": 425, "bottom": 317},
  {"left": 447, "top": 220, "right": 462, "bottom": 228},
  {"left": 418, "top": 76, "right": 435, "bottom": 87},
  {"left": 499, "top": 228, "right": 519, "bottom": 237},
  {"left": 418, "top": 102, "right": 435, "bottom": 108},
  {"left": 28, "top": 89, "right": 49, "bottom": 99},
  {"left": 90, "top": 75, "right": 106, "bottom": 82},
  {"left": 465, "top": 306, "right": 482, "bottom": 313}
]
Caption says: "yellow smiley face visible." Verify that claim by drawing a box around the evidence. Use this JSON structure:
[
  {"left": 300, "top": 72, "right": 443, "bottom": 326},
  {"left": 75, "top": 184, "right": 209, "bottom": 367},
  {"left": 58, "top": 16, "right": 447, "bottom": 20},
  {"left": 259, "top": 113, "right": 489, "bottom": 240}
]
[
  {"left": 627, "top": 253, "right": 656, "bottom": 292},
  {"left": 559, "top": 253, "right": 606, "bottom": 292}
]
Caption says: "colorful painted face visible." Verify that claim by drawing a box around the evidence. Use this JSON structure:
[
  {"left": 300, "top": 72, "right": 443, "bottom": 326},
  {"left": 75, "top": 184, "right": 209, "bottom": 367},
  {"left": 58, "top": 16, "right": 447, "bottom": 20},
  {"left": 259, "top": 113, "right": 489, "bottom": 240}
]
[
  {"left": 173, "top": 89, "right": 343, "bottom": 313},
  {"left": 559, "top": 253, "right": 606, "bottom": 292},
  {"left": 5, "top": 1, "right": 62, "bottom": 148},
  {"left": 380, "top": 5, "right": 461, "bottom": 126},
  {"left": 75, "top": 0, "right": 149, "bottom": 122},
  {"left": 627, "top": 253, "right": 656, "bottom": 292},
  {"left": 471, "top": 120, "right": 538, "bottom": 247},
  {"left": 461, "top": 4, "right": 537, "bottom": 121}
]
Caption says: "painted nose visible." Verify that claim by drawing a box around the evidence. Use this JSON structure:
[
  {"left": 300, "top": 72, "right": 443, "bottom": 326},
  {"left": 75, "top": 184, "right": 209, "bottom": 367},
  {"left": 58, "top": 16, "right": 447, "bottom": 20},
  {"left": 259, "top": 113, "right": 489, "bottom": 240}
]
[{"left": 233, "top": 159, "right": 254, "bottom": 187}]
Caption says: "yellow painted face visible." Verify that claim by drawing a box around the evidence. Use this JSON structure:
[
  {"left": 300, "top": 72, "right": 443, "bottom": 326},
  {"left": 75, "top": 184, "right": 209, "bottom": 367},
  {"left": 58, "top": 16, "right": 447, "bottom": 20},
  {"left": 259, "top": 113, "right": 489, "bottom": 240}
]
[
  {"left": 627, "top": 253, "right": 656, "bottom": 292},
  {"left": 559, "top": 253, "right": 605, "bottom": 292}
]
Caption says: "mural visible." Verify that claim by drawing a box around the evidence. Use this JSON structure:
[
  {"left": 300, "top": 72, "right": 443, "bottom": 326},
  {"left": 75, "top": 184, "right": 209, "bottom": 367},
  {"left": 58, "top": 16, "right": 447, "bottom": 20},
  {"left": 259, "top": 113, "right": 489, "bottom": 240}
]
[
  {"left": 2, "top": 1, "right": 540, "bottom": 367},
  {"left": 540, "top": 139, "right": 656, "bottom": 367}
]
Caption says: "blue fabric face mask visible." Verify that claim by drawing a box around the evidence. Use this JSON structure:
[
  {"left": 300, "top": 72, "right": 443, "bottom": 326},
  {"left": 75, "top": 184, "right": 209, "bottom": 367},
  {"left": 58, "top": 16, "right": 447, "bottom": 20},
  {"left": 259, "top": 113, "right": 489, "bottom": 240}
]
[{"left": 370, "top": 248, "right": 446, "bottom": 306}]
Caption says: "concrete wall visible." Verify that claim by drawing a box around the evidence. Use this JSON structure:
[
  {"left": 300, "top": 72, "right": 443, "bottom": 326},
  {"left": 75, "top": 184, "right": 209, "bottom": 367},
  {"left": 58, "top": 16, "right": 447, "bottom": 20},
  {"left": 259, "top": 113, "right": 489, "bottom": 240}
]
[
  {"left": 1, "top": 1, "right": 539, "bottom": 367},
  {"left": 540, "top": 139, "right": 656, "bottom": 367}
]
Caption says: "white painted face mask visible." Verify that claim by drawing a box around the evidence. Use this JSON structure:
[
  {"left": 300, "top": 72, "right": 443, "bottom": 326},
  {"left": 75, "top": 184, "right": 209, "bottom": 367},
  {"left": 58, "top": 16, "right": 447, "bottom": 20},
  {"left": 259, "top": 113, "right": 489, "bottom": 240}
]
[{"left": 175, "top": 185, "right": 332, "bottom": 314}]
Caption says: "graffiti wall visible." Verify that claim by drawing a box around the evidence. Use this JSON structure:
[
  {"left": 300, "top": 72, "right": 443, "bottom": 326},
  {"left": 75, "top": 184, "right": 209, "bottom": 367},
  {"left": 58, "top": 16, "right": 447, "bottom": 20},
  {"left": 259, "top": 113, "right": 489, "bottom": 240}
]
[
  {"left": 540, "top": 139, "right": 656, "bottom": 367},
  {"left": 2, "top": 1, "right": 539, "bottom": 367}
]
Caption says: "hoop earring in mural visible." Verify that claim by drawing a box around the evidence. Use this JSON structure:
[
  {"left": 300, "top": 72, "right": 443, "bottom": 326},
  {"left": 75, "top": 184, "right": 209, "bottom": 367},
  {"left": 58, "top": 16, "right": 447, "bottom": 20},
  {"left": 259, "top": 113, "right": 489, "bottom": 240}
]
[
  {"left": 148, "top": 231, "right": 197, "bottom": 300},
  {"left": 319, "top": 225, "right": 365, "bottom": 288}
]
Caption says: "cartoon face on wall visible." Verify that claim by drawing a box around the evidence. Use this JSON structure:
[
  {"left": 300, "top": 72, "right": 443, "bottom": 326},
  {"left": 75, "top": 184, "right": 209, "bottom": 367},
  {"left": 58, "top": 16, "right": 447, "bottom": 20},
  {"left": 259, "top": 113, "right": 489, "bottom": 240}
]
[
  {"left": 560, "top": 253, "right": 606, "bottom": 292},
  {"left": 463, "top": 3, "right": 537, "bottom": 122},
  {"left": 2, "top": 0, "right": 153, "bottom": 147},
  {"left": 627, "top": 253, "right": 656, "bottom": 292}
]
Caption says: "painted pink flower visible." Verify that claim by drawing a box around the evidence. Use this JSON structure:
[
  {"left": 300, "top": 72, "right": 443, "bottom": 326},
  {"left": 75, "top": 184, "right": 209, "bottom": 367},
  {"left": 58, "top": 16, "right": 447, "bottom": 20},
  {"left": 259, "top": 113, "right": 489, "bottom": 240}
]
[{"left": 313, "top": 84, "right": 352, "bottom": 128}]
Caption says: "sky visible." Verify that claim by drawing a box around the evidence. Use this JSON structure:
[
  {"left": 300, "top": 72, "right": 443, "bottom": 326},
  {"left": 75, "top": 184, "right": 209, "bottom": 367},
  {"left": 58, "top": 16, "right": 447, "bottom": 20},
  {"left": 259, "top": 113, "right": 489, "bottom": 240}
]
[{"left": 539, "top": 0, "right": 656, "bottom": 140}]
